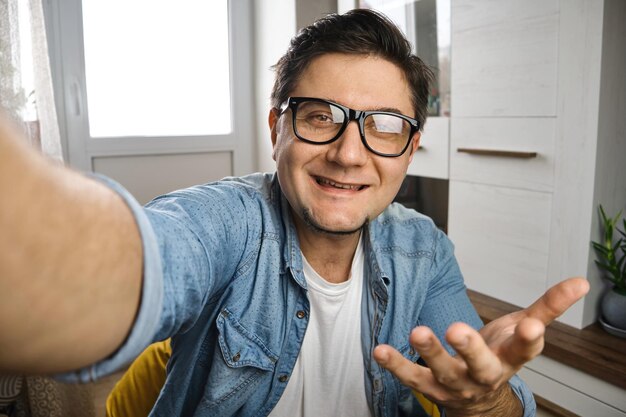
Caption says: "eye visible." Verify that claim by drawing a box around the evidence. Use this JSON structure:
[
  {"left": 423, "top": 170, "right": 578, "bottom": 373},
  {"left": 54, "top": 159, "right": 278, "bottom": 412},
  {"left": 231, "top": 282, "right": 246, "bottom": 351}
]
[
  {"left": 310, "top": 113, "right": 332, "bottom": 123},
  {"left": 301, "top": 111, "right": 338, "bottom": 128},
  {"left": 365, "top": 114, "right": 407, "bottom": 135},
  {"left": 297, "top": 101, "right": 344, "bottom": 124}
]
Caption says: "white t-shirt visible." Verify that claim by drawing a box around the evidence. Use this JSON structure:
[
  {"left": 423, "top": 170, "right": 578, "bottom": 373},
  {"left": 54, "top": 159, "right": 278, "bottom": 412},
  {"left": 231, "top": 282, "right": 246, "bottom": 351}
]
[{"left": 269, "top": 238, "right": 373, "bottom": 417}]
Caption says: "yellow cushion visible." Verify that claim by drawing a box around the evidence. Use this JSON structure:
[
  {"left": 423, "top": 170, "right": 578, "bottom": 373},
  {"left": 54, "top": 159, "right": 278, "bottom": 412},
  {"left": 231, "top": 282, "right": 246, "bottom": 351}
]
[
  {"left": 414, "top": 391, "right": 441, "bottom": 417},
  {"left": 105, "top": 339, "right": 172, "bottom": 417},
  {"left": 106, "top": 339, "right": 440, "bottom": 417}
]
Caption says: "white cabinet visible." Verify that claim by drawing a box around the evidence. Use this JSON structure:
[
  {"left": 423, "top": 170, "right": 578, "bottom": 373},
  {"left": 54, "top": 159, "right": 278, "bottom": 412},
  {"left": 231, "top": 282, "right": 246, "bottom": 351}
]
[
  {"left": 407, "top": 117, "right": 449, "bottom": 180},
  {"left": 449, "top": 118, "right": 556, "bottom": 192},
  {"left": 449, "top": 182, "right": 552, "bottom": 308},
  {"left": 449, "top": 0, "right": 560, "bottom": 310},
  {"left": 451, "top": 0, "right": 559, "bottom": 117},
  {"left": 447, "top": 0, "right": 626, "bottom": 328},
  {"left": 520, "top": 356, "right": 626, "bottom": 416}
]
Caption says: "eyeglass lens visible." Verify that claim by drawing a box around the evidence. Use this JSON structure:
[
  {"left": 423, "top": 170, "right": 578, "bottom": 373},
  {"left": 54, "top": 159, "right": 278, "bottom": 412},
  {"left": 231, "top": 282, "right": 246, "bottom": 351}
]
[{"left": 294, "top": 100, "right": 412, "bottom": 155}]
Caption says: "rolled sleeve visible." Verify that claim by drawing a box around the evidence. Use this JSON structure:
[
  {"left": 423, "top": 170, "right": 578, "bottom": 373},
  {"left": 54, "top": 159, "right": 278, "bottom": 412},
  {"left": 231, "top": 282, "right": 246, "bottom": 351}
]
[
  {"left": 439, "top": 376, "right": 536, "bottom": 417},
  {"left": 509, "top": 374, "right": 537, "bottom": 417},
  {"left": 55, "top": 175, "right": 164, "bottom": 383}
]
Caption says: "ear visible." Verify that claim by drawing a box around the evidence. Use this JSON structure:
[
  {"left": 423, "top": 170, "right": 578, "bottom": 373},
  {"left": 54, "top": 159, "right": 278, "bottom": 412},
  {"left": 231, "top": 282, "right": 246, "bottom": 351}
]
[
  {"left": 268, "top": 108, "right": 280, "bottom": 148},
  {"left": 407, "top": 132, "right": 422, "bottom": 164}
]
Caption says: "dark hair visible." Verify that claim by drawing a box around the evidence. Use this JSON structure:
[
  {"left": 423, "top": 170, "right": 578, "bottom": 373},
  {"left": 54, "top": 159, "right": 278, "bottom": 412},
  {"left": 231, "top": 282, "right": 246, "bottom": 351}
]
[{"left": 271, "top": 9, "right": 434, "bottom": 130}]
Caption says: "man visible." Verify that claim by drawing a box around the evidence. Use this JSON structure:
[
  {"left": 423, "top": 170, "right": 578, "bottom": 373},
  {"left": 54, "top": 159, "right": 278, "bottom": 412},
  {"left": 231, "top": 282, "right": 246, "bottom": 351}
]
[{"left": 0, "top": 9, "right": 588, "bottom": 417}]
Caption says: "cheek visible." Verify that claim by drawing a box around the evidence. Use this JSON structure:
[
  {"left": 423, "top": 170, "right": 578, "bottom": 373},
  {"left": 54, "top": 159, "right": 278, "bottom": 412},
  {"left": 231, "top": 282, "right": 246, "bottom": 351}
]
[
  {"left": 382, "top": 159, "right": 409, "bottom": 183},
  {"left": 273, "top": 137, "right": 293, "bottom": 164},
  {"left": 272, "top": 119, "right": 293, "bottom": 161},
  {"left": 380, "top": 162, "right": 410, "bottom": 198}
]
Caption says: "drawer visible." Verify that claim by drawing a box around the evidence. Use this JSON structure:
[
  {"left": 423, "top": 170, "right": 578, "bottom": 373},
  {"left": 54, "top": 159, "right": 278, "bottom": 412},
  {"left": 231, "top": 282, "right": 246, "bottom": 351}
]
[
  {"left": 448, "top": 180, "right": 552, "bottom": 308},
  {"left": 407, "top": 117, "right": 449, "bottom": 180},
  {"left": 450, "top": 117, "right": 556, "bottom": 192}
]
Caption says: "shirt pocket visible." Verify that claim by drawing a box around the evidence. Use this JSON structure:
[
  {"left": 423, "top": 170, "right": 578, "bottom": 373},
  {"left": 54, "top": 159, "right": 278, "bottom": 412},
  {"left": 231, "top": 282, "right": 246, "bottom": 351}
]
[
  {"left": 200, "top": 308, "right": 278, "bottom": 411},
  {"left": 216, "top": 308, "right": 278, "bottom": 370}
]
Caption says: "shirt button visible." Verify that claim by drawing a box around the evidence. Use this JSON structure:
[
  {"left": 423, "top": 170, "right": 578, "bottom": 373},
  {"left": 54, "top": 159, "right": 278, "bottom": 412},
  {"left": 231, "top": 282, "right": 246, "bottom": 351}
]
[
  {"left": 296, "top": 310, "right": 306, "bottom": 319},
  {"left": 232, "top": 352, "right": 241, "bottom": 362},
  {"left": 373, "top": 379, "right": 382, "bottom": 391},
  {"left": 278, "top": 374, "right": 289, "bottom": 383}
]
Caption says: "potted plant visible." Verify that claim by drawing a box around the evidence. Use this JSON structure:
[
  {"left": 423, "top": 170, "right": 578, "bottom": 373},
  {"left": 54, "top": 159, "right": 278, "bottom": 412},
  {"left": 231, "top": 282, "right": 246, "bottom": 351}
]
[{"left": 592, "top": 205, "right": 626, "bottom": 333}]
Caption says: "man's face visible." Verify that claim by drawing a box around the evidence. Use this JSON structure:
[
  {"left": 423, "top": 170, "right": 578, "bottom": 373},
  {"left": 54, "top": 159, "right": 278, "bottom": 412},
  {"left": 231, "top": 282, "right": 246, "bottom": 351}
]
[{"left": 269, "top": 53, "right": 420, "bottom": 237}]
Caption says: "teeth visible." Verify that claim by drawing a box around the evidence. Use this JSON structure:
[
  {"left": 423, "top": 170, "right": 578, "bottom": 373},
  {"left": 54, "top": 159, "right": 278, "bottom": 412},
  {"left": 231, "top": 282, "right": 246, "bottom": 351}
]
[{"left": 317, "top": 177, "right": 363, "bottom": 191}]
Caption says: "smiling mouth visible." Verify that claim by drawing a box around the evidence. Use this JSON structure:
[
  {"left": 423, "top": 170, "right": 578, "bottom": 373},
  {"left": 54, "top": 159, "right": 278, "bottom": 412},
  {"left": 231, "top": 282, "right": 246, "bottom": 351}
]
[{"left": 315, "top": 176, "right": 367, "bottom": 191}]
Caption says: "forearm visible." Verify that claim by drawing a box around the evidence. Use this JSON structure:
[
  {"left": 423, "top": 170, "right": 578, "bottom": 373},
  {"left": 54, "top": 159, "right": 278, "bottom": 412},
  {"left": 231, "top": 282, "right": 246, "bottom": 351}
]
[
  {"left": 0, "top": 116, "right": 143, "bottom": 374},
  {"left": 444, "top": 384, "right": 523, "bottom": 417}
]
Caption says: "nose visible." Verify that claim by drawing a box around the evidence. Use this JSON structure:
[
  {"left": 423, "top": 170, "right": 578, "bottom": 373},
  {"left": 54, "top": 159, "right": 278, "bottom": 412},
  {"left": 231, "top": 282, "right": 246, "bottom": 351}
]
[{"left": 326, "top": 121, "right": 368, "bottom": 166}]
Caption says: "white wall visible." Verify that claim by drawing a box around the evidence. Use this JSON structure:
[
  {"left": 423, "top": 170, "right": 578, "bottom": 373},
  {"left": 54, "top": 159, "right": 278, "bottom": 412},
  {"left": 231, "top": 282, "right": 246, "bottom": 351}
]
[
  {"left": 253, "top": 0, "right": 338, "bottom": 174},
  {"left": 296, "top": 0, "right": 337, "bottom": 28},
  {"left": 585, "top": 0, "right": 626, "bottom": 325},
  {"left": 253, "top": 0, "right": 296, "bottom": 173}
]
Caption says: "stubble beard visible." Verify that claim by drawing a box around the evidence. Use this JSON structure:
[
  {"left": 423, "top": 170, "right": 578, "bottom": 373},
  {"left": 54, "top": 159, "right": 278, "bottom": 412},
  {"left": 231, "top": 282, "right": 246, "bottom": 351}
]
[{"left": 301, "top": 208, "right": 367, "bottom": 236}]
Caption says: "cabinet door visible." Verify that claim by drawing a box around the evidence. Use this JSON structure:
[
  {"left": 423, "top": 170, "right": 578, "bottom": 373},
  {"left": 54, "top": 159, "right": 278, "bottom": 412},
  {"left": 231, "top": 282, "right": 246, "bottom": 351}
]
[
  {"left": 451, "top": 0, "right": 559, "bottom": 117},
  {"left": 448, "top": 181, "right": 552, "bottom": 308}
]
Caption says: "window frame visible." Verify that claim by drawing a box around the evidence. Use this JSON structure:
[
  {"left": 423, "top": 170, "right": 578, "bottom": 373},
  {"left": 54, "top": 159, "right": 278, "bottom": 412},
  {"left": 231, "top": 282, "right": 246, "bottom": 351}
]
[{"left": 44, "top": 0, "right": 255, "bottom": 175}]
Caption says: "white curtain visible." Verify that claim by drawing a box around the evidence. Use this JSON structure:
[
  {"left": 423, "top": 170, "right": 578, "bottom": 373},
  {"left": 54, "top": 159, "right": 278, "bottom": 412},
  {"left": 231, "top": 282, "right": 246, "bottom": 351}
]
[
  {"left": 0, "top": 0, "right": 62, "bottom": 161},
  {"left": 1, "top": 1, "right": 96, "bottom": 416}
]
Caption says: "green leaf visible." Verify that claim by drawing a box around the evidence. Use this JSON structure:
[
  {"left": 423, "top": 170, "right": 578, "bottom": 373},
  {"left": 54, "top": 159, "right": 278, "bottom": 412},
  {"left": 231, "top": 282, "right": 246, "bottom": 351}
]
[
  {"left": 611, "top": 237, "right": 620, "bottom": 255},
  {"left": 592, "top": 241, "right": 610, "bottom": 254},
  {"left": 599, "top": 204, "right": 608, "bottom": 222},
  {"left": 618, "top": 219, "right": 626, "bottom": 239},
  {"left": 593, "top": 205, "right": 626, "bottom": 286},
  {"left": 595, "top": 260, "right": 615, "bottom": 273},
  {"left": 617, "top": 251, "right": 626, "bottom": 269},
  {"left": 619, "top": 252, "right": 626, "bottom": 285}
]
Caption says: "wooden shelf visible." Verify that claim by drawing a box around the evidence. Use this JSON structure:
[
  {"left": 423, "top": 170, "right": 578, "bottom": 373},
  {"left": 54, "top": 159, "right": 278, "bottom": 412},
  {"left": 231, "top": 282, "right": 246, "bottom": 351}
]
[{"left": 467, "top": 289, "right": 626, "bottom": 391}]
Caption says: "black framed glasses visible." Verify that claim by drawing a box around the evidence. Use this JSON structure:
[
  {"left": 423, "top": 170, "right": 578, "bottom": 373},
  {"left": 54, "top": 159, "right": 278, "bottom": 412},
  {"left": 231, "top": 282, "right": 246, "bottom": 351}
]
[{"left": 279, "top": 97, "right": 420, "bottom": 157}]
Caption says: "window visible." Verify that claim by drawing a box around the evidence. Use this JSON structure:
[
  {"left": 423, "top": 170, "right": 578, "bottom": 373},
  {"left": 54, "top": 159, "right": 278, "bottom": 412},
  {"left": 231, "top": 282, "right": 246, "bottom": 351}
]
[
  {"left": 48, "top": 0, "right": 254, "bottom": 180},
  {"left": 82, "top": 0, "right": 232, "bottom": 137},
  {"left": 358, "top": 0, "right": 451, "bottom": 116}
]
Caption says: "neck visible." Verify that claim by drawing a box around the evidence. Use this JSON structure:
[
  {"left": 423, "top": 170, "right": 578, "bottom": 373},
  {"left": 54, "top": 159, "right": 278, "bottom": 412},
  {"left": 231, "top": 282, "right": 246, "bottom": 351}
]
[{"left": 297, "top": 226, "right": 362, "bottom": 284}]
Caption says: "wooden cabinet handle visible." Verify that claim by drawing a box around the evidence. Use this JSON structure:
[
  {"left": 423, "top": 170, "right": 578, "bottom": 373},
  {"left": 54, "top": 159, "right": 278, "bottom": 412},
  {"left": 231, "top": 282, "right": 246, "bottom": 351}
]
[{"left": 457, "top": 148, "right": 537, "bottom": 158}]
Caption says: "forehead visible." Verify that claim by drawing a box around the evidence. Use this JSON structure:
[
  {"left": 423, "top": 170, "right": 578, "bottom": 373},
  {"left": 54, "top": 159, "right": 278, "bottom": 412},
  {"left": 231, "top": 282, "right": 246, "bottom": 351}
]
[{"left": 291, "top": 53, "right": 413, "bottom": 116}]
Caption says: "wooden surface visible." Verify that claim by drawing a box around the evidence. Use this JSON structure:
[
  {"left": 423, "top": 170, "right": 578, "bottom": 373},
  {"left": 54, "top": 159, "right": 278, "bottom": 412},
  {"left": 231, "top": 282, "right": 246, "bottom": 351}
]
[
  {"left": 456, "top": 148, "right": 538, "bottom": 159},
  {"left": 467, "top": 289, "right": 626, "bottom": 391}
]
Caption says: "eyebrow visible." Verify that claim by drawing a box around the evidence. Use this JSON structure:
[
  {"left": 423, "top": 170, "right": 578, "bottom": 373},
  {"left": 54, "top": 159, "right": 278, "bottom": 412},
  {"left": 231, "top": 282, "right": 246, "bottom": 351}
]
[
  {"left": 321, "top": 97, "right": 406, "bottom": 115},
  {"left": 375, "top": 106, "right": 405, "bottom": 114}
]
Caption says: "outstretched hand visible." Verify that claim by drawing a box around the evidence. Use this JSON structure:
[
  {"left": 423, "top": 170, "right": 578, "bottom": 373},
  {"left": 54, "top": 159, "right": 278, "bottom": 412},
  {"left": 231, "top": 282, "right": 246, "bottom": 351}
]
[{"left": 373, "top": 277, "right": 590, "bottom": 416}]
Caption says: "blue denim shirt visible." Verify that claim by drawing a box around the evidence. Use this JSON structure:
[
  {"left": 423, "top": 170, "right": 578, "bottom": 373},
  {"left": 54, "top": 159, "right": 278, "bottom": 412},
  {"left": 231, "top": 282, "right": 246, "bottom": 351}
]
[{"left": 58, "top": 172, "right": 535, "bottom": 417}]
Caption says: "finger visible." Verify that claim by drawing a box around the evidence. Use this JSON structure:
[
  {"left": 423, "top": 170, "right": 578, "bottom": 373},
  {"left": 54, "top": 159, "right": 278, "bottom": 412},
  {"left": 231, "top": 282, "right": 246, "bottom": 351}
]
[
  {"left": 524, "top": 277, "right": 589, "bottom": 324},
  {"left": 409, "top": 326, "right": 467, "bottom": 390},
  {"left": 373, "top": 344, "right": 432, "bottom": 390},
  {"left": 500, "top": 317, "right": 545, "bottom": 368},
  {"left": 446, "top": 322, "right": 503, "bottom": 387},
  {"left": 374, "top": 344, "right": 464, "bottom": 404}
]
